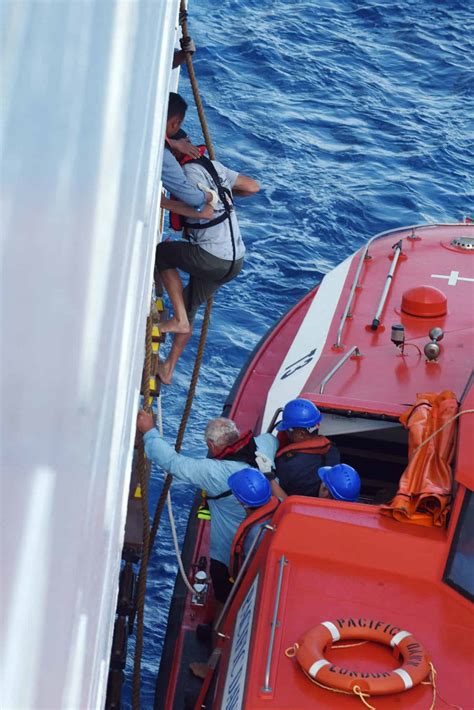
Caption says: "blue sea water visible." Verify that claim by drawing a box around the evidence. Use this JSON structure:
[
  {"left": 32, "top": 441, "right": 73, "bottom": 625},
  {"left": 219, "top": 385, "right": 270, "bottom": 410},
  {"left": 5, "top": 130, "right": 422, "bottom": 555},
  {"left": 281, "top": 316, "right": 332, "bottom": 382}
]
[{"left": 124, "top": 1, "right": 473, "bottom": 705}]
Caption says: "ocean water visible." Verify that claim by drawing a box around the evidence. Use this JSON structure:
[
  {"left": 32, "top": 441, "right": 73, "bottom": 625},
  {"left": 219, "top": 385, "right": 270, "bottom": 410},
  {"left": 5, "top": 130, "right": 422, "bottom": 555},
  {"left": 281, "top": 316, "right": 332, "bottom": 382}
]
[{"left": 124, "top": 0, "right": 473, "bottom": 705}]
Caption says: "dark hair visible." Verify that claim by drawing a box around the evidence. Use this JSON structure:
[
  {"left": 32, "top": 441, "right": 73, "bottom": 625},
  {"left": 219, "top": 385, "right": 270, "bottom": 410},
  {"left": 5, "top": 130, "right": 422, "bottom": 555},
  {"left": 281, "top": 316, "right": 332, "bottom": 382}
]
[{"left": 168, "top": 92, "right": 187, "bottom": 120}]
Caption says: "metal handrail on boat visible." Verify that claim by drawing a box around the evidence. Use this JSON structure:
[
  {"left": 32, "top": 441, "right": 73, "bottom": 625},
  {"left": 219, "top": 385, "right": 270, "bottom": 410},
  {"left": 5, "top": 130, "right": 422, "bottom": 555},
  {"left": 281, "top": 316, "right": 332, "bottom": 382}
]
[
  {"left": 266, "top": 407, "right": 283, "bottom": 433},
  {"left": 319, "top": 345, "right": 361, "bottom": 394},
  {"left": 213, "top": 524, "right": 275, "bottom": 637},
  {"left": 334, "top": 222, "right": 450, "bottom": 348},
  {"left": 370, "top": 240, "right": 403, "bottom": 330},
  {"left": 262, "top": 554, "right": 287, "bottom": 693}
]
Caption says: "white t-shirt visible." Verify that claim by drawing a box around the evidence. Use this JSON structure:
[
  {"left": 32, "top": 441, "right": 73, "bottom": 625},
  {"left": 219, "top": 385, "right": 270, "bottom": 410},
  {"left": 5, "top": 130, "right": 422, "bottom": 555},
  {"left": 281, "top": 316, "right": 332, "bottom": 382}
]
[{"left": 183, "top": 160, "right": 246, "bottom": 261}]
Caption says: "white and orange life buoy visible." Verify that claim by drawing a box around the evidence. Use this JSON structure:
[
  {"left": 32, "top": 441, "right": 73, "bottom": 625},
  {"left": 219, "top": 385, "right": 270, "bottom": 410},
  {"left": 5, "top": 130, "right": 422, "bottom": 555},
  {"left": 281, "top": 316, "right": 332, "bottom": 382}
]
[{"left": 289, "top": 617, "right": 431, "bottom": 696}]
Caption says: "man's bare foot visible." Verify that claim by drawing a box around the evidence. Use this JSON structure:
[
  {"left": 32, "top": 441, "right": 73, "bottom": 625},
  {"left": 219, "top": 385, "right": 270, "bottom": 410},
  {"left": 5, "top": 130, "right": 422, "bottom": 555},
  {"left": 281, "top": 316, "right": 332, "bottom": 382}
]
[
  {"left": 159, "top": 316, "right": 190, "bottom": 334},
  {"left": 189, "top": 661, "right": 209, "bottom": 680},
  {"left": 156, "top": 359, "right": 174, "bottom": 385}
]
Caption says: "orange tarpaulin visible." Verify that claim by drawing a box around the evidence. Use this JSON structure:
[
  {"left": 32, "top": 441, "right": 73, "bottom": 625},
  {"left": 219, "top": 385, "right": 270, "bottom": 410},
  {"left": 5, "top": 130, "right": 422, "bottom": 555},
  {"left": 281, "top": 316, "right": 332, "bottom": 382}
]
[{"left": 380, "top": 391, "right": 458, "bottom": 527}]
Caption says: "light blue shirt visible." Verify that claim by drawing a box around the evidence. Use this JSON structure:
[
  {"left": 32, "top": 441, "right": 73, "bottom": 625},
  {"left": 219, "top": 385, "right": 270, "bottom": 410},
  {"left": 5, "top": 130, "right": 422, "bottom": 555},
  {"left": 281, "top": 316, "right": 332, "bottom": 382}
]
[
  {"left": 161, "top": 148, "right": 206, "bottom": 208},
  {"left": 143, "top": 430, "right": 278, "bottom": 565}
]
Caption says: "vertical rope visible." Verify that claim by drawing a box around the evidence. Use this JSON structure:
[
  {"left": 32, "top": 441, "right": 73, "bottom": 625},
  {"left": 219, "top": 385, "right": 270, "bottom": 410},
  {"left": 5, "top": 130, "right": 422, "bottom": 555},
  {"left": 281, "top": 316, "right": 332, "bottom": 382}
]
[
  {"left": 174, "top": 296, "right": 213, "bottom": 452},
  {"left": 147, "top": 295, "right": 213, "bottom": 555},
  {"left": 132, "top": 316, "right": 153, "bottom": 710},
  {"left": 179, "top": 1, "right": 215, "bottom": 160},
  {"left": 131, "top": 10, "right": 218, "bottom": 703},
  {"left": 146, "top": 6, "right": 218, "bottom": 554}
]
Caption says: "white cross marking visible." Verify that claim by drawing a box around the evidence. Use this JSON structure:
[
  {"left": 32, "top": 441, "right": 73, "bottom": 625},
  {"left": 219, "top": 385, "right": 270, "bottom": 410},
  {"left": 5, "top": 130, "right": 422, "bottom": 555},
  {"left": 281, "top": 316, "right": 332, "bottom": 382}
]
[{"left": 431, "top": 271, "right": 474, "bottom": 286}]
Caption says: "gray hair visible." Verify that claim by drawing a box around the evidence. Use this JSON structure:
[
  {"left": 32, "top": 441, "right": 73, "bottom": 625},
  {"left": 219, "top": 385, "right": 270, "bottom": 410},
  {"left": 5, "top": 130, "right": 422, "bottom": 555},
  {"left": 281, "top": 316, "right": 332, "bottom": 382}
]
[{"left": 204, "top": 417, "right": 240, "bottom": 448}]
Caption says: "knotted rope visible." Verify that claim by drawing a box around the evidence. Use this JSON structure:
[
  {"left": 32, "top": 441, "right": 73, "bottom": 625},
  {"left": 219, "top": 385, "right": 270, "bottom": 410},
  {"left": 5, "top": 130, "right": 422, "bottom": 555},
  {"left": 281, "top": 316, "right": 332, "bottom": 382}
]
[
  {"left": 179, "top": 1, "right": 215, "bottom": 160},
  {"left": 174, "top": 0, "right": 216, "bottom": 452},
  {"left": 132, "top": 316, "right": 153, "bottom": 709},
  {"left": 132, "top": 7, "right": 219, "bottom": 704}
]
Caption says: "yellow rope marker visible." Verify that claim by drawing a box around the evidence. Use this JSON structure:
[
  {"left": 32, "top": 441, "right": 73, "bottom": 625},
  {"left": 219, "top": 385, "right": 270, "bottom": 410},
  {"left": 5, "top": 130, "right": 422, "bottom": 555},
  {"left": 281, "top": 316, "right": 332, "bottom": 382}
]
[
  {"left": 134, "top": 485, "right": 142, "bottom": 499},
  {"left": 132, "top": 315, "right": 153, "bottom": 710}
]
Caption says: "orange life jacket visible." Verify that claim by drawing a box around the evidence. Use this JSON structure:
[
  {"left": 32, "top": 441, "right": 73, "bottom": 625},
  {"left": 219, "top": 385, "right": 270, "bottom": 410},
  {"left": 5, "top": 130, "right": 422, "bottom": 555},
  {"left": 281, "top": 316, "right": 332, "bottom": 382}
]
[
  {"left": 229, "top": 496, "right": 280, "bottom": 579},
  {"left": 275, "top": 432, "right": 337, "bottom": 497},
  {"left": 276, "top": 432, "right": 332, "bottom": 458},
  {"left": 206, "top": 431, "right": 258, "bottom": 502},
  {"left": 168, "top": 145, "right": 207, "bottom": 231}
]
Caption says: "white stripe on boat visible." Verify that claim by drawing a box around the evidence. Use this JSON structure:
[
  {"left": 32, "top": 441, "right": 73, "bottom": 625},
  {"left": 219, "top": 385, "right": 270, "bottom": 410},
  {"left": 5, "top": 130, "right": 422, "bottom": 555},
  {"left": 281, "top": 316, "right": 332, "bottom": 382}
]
[{"left": 261, "top": 255, "right": 353, "bottom": 432}]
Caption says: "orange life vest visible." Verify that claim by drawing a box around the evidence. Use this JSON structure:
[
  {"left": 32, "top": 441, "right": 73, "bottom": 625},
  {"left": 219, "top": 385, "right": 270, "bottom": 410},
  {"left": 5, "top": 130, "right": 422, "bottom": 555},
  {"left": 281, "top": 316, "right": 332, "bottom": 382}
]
[
  {"left": 229, "top": 496, "right": 280, "bottom": 579},
  {"left": 275, "top": 433, "right": 336, "bottom": 498},
  {"left": 205, "top": 431, "right": 258, "bottom": 502},
  {"left": 276, "top": 431, "right": 332, "bottom": 458},
  {"left": 168, "top": 145, "right": 207, "bottom": 231}
]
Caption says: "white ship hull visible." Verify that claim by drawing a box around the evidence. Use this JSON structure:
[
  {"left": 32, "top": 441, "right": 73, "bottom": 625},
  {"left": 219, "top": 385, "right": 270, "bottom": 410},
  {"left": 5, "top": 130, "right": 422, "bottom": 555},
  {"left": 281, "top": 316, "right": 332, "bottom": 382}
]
[{"left": 0, "top": 1, "right": 180, "bottom": 707}]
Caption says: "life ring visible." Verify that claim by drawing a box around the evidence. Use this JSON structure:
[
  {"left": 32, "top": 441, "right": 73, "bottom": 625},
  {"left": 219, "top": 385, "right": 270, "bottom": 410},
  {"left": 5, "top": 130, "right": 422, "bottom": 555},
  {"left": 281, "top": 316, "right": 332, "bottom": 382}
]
[{"left": 290, "top": 618, "right": 431, "bottom": 696}]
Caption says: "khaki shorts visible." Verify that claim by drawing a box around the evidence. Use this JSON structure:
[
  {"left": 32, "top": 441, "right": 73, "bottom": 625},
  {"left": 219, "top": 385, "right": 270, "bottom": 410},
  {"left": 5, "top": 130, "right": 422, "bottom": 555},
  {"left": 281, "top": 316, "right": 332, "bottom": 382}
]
[{"left": 155, "top": 240, "right": 244, "bottom": 322}]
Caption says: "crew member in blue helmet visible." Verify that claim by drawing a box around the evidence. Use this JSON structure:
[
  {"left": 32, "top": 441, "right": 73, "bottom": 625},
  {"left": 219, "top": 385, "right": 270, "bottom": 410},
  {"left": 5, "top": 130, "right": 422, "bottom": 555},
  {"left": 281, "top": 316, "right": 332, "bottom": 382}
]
[
  {"left": 228, "top": 468, "right": 281, "bottom": 577},
  {"left": 136, "top": 411, "right": 278, "bottom": 608},
  {"left": 317, "top": 464, "right": 361, "bottom": 502},
  {"left": 275, "top": 398, "right": 340, "bottom": 497},
  {"left": 190, "top": 465, "right": 280, "bottom": 681}
]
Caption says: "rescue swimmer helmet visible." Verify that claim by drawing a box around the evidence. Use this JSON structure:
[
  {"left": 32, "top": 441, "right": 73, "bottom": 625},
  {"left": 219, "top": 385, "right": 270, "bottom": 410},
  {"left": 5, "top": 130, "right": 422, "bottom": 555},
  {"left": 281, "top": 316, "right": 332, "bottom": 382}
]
[
  {"left": 228, "top": 467, "right": 271, "bottom": 507},
  {"left": 276, "top": 398, "right": 322, "bottom": 431},
  {"left": 317, "top": 464, "right": 361, "bottom": 502}
]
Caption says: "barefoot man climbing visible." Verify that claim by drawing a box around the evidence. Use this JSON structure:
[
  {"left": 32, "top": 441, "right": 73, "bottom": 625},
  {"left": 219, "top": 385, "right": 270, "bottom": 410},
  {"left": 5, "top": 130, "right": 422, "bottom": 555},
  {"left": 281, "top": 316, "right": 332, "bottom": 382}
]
[{"left": 156, "top": 129, "right": 260, "bottom": 384}]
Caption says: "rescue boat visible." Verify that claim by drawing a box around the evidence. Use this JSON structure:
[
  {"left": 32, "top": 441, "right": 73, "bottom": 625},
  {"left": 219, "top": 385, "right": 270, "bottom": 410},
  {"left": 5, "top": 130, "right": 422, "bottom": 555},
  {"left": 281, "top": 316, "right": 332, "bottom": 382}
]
[{"left": 156, "top": 222, "right": 474, "bottom": 709}]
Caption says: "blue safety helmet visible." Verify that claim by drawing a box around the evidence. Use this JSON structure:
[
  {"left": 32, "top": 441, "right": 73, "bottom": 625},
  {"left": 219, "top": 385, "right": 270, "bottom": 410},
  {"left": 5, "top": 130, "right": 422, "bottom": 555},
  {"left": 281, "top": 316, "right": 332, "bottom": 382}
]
[
  {"left": 228, "top": 467, "right": 271, "bottom": 507},
  {"left": 317, "top": 464, "right": 361, "bottom": 502},
  {"left": 276, "top": 398, "right": 322, "bottom": 431}
]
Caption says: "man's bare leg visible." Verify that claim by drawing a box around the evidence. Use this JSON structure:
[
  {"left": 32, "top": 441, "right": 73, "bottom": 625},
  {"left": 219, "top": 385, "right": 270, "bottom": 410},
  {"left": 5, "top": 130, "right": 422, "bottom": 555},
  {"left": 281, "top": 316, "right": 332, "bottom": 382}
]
[
  {"left": 156, "top": 330, "right": 192, "bottom": 385},
  {"left": 159, "top": 269, "right": 191, "bottom": 334}
]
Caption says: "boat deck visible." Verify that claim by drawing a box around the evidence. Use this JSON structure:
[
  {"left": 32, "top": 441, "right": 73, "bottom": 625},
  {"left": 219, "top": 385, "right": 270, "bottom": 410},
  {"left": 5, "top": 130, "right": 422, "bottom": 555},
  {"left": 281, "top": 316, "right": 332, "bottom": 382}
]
[
  {"left": 217, "top": 497, "right": 473, "bottom": 708},
  {"left": 229, "top": 223, "right": 474, "bottom": 433}
]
